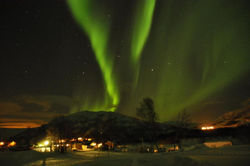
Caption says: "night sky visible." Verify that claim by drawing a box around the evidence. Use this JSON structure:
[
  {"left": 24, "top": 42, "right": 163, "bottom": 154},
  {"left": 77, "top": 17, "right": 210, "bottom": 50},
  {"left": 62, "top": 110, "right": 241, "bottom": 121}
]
[{"left": 0, "top": 0, "right": 250, "bottom": 128}]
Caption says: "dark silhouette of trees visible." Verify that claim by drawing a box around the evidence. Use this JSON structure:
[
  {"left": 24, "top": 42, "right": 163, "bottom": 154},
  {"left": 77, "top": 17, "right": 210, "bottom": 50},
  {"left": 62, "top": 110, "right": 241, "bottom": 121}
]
[
  {"left": 46, "top": 126, "right": 60, "bottom": 142},
  {"left": 175, "top": 109, "right": 193, "bottom": 151},
  {"left": 136, "top": 97, "right": 160, "bottom": 151},
  {"left": 177, "top": 109, "right": 191, "bottom": 128},
  {"left": 136, "top": 97, "right": 158, "bottom": 123}
]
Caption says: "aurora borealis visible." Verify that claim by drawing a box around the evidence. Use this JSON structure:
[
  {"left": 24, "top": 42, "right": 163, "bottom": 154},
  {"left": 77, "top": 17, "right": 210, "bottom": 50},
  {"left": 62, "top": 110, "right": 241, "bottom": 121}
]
[
  {"left": 68, "top": 0, "right": 119, "bottom": 111},
  {"left": 67, "top": 0, "right": 250, "bottom": 119},
  {"left": 130, "top": 0, "right": 156, "bottom": 87},
  {"left": 0, "top": 0, "right": 250, "bottom": 128},
  {"left": 67, "top": 0, "right": 156, "bottom": 110}
]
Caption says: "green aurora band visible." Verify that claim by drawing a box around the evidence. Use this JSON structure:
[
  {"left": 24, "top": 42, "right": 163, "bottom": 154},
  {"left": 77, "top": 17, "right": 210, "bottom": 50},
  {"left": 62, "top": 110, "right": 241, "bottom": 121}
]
[
  {"left": 68, "top": 0, "right": 119, "bottom": 111},
  {"left": 68, "top": 0, "right": 250, "bottom": 121},
  {"left": 131, "top": 0, "right": 156, "bottom": 87},
  {"left": 138, "top": 0, "right": 250, "bottom": 120}
]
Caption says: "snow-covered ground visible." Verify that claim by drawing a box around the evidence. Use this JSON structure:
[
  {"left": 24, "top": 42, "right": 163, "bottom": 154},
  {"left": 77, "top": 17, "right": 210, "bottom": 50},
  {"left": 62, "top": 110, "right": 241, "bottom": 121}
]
[{"left": 0, "top": 145, "right": 250, "bottom": 166}]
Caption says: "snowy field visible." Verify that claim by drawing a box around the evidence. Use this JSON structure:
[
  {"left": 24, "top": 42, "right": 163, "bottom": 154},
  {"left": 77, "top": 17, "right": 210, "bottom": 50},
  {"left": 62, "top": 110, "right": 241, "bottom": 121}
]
[{"left": 0, "top": 145, "right": 250, "bottom": 166}]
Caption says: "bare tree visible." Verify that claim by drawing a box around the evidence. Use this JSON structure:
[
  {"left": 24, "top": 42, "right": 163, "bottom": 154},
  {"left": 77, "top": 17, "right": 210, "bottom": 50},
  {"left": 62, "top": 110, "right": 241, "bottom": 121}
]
[
  {"left": 177, "top": 109, "right": 191, "bottom": 128},
  {"left": 175, "top": 109, "right": 192, "bottom": 151}
]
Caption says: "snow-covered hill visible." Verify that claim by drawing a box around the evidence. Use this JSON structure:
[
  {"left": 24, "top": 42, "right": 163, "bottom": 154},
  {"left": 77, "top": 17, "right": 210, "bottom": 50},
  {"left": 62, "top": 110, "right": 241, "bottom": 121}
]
[
  {"left": 14, "top": 111, "right": 173, "bottom": 144},
  {"left": 213, "top": 100, "right": 250, "bottom": 128}
]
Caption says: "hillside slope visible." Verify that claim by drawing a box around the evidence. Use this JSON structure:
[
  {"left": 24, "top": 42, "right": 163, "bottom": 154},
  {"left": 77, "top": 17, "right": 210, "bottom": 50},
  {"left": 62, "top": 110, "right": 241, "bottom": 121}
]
[{"left": 14, "top": 111, "right": 172, "bottom": 144}]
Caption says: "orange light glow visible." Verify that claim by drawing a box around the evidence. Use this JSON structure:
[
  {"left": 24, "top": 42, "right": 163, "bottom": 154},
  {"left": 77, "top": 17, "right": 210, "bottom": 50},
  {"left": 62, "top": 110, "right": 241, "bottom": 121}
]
[
  {"left": 201, "top": 126, "right": 215, "bottom": 130},
  {"left": 8, "top": 141, "right": 16, "bottom": 147},
  {"left": 0, "top": 118, "right": 46, "bottom": 129},
  {"left": 78, "top": 137, "right": 83, "bottom": 141},
  {"left": 59, "top": 139, "right": 65, "bottom": 143},
  {"left": 70, "top": 138, "right": 76, "bottom": 142},
  {"left": 0, "top": 142, "right": 4, "bottom": 146},
  {"left": 97, "top": 143, "right": 102, "bottom": 148},
  {"left": 90, "top": 142, "right": 96, "bottom": 146},
  {"left": 0, "top": 122, "right": 42, "bottom": 129}
]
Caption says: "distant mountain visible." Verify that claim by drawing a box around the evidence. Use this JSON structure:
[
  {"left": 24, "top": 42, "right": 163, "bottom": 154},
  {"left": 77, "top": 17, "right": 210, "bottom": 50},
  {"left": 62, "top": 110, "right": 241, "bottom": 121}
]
[
  {"left": 10, "top": 109, "right": 250, "bottom": 146},
  {"left": 213, "top": 101, "right": 250, "bottom": 128},
  {"left": 49, "top": 111, "right": 148, "bottom": 143},
  {"left": 13, "top": 111, "right": 174, "bottom": 144}
]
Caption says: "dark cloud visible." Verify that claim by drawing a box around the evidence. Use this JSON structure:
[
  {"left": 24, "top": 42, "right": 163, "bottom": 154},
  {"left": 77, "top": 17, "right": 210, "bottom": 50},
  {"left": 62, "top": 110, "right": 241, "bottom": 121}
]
[
  {"left": 0, "top": 113, "right": 53, "bottom": 122},
  {"left": 19, "top": 103, "right": 45, "bottom": 113},
  {"left": 0, "top": 95, "right": 72, "bottom": 127},
  {"left": 48, "top": 104, "right": 70, "bottom": 114}
]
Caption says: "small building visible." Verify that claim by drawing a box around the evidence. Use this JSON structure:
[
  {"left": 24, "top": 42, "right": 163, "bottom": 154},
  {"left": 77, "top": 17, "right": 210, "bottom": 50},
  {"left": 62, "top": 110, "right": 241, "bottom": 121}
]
[{"left": 204, "top": 141, "right": 232, "bottom": 148}]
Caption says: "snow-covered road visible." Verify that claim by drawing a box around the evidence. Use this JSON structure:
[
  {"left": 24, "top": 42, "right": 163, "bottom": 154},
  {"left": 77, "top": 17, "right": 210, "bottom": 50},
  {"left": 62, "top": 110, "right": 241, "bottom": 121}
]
[{"left": 0, "top": 145, "right": 250, "bottom": 166}]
